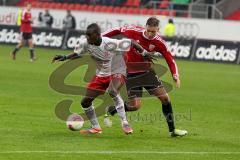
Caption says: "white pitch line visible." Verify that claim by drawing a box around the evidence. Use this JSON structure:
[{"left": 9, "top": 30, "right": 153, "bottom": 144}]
[{"left": 0, "top": 151, "right": 240, "bottom": 155}]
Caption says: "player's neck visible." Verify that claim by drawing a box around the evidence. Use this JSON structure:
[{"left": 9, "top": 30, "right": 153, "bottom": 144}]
[
  {"left": 94, "top": 38, "right": 102, "bottom": 46},
  {"left": 143, "top": 31, "right": 156, "bottom": 40}
]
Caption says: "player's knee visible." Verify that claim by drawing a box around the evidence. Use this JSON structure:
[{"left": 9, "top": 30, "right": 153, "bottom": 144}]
[
  {"left": 108, "top": 90, "right": 117, "bottom": 98},
  {"left": 129, "top": 99, "right": 141, "bottom": 111},
  {"left": 133, "top": 103, "right": 141, "bottom": 111},
  {"left": 160, "top": 95, "right": 170, "bottom": 105},
  {"left": 18, "top": 43, "right": 23, "bottom": 48},
  {"left": 81, "top": 98, "right": 92, "bottom": 108}
]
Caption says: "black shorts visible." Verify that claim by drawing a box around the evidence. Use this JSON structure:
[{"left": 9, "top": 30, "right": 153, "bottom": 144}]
[
  {"left": 21, "top": 32, "right": 32, "bottom": 40},
  {"left": 126, "top": 69, "right": 163, "bottom": 98}
]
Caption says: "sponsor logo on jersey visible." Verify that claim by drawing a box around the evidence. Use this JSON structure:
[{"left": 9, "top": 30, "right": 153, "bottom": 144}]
[{"left": 149, "top": 44, "right": 155, "bottom": 51}]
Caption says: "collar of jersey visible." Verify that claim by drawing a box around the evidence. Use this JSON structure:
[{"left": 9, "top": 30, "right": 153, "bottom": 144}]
[{"left": 142, "top": 30, "right": 157, "bottom": 40}]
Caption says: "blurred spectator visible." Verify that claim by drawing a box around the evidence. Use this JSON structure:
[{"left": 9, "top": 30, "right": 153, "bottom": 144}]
[
  {"left": 17, "top": 8, "right": 23, "bottom": 26},
  {"left": 43, "top": 10, "right": 53, "bottom": 28},
  {"left": 37, "top": 12, "right": 44, "bottom": 27},
  {"left": 63, "top": 10, "right": 76, "bottom": 30},
  {"left": 164, "top": 18, "right": 175, "bottom": 38},
  {"left": 0, "top": 0, "right": 6, "bottom": 5}
]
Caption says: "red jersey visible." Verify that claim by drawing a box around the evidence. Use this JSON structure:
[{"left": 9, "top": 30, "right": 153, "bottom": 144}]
[
  {"left": 20, "top": 9, "right": 32, "bottom": 33},
  {"left": 102, "top": 25, "right": 179, "bottom": 79}
]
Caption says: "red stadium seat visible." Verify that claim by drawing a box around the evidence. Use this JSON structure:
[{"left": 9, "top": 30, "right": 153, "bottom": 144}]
[
  {"left": 147, "top": 9, "right": 155, "bottom": 15},
  {"left": 140, "top": 8, "right": 148, "bottom": 15},
  {"left": 132, "top": 0, "right": 140, "bottom": 7},
  {"left": 124, "top": 0, "right": 140, "bottom": 7},
  {"left": 93, "top": 5, "right": 101, "bottom": 12},
  {"left": 28, "top": 0, "right": 175, "bottom": 17},
  {"left": 99, "top": 6, "right": 108, "bottom": 12},
  {"left": 48, "top": 3, "right": 56, "bottom": 9},
  {"left": 126, "top": 8, "right": 134, "bottom": 14},
  {"left": 161, "top": 10, "right": 170, "bottom": 16},
  {"left": 170, "top": 10, "right": 177, "bottom": 16},
  {"left": 132, "top": 8, "right": 140, "bottom": 14},
  {"left": 81, "top": 4, "right": 88, "bottom": 11},
  {"left": 113, "top": 7, "right": 121, "bottom": 13},
  {"left": 124, "top": 0, "right": 134, "bottom": 7},
  {"left": 56, "top": 3, "right": 63, "bottom": 9},
  {"left": 225, "top": 10, "right": 240, "bottom": 20},
  {"left": 154, "top": 10, "right": 160, "bottom": 15},
  {"left": 105, "top": 6, "right": 114, "bottom": 13},
  {"left": 119, "top": 7, "right": 127, "bottom": 14},
  {"left": 42, "top": 2, "right": 50, "bottom": 9},
  {"left": 31, "top": 1, "right": 38, "bottom": 7},
  {"left": 32, "top": 2, "right": 41, "bottom": 8},
  {"left": 87, "top": 5, "right": 95, "bottom": 11},
  {"left": 74, "top": 4, "right": 82, "bottom": 10},
  {"left": 159, "top": 1, "right": 169, "bottom": 9},
  {"left": 67, "top": 4, "right": 75, "bottom": 10},
  {"left": 61, "top": 3, "right": 69, "bottom": 10}
]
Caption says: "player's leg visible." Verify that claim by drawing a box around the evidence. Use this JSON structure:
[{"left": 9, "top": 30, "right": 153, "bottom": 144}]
[
  {"left": 80, "top": 76, "right": 108, "bottom": 134},
  {"left": 80, "top": 89, "right": 102, "bottom": 134},
  {"left": 107, "top": 74, "right": 133, "bottom": 134},
  {"left": 150, "top": 86, "right": 175, "bottom": 131},
  {"left": 141, "top": 69, "right": 187, "bottom": 136},
  {"left": 11, "top": 33, "right": 25, "bottom": 60},
  {"left": 150, "top": 85, "right": 187, "bottom": 137},
  {"left": 106, "top": 72, "right": 145, "bottom": 116},
  {"left": 80, "top": 88, "right": 104, "bottom": 134},
  {"left": 27, "top": 33, "right": 36, "bottom": 62}
]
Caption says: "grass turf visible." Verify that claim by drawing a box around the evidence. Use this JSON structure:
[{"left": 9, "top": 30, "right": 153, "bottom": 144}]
[{"left": 0, "top": 44, "right": 239, "bottom": 160}]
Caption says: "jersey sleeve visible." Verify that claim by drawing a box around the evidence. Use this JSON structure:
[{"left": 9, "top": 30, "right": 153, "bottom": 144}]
[
  {"left": 73, "top": 36, "right": 88, "bottom": 55},
  {"left": 155, "top": 39, "right": 179, "bottom": 79},
  {"left": 102, "top": 27, "right": 122, "bottom": 37},
  {"left": 102, "top": 25, "right": 138, "bottom": 38},
  {"left": 104, "top": 37, "right": 131, "bottom": 52},
  {"left": 21, "top": 10, "right": 30, "bottom": 23}
]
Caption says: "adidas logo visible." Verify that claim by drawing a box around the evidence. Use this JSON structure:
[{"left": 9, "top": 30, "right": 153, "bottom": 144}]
[
  {"left": 195, "top": 45, "right": 238, "bottom": 62},
  {"left": 166, "top": 41, "right": 191, "bottom": 58}
]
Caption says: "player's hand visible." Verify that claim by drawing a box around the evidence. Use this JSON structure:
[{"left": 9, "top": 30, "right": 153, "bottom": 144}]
[
  {"left": 144, "top": 53, "right": 157, "bottom": 62},
  {"left": 173, "top": 77, "right": 181, "bottom": 88},
  {"left": 52, "top": 55, "right": 67, "bottom": 63},
  {"left": 141, "top": 50, "right": 157, "bottom": 62}
]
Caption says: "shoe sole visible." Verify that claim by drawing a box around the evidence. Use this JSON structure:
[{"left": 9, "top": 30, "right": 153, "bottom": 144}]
[{"left": 123, "top": 129, "right": 133, "bottom": 135}]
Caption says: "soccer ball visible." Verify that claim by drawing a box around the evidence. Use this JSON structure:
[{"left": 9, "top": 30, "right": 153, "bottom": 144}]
[{"left": 66, "top": 113, "right": 84, "bottom": 131}]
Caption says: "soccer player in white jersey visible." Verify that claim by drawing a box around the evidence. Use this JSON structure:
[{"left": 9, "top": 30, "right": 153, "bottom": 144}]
[{"left": 52, "top": 23, "right": 153, "bottom": 134}]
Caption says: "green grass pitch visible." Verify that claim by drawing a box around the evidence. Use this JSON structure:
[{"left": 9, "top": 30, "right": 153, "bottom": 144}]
[{"left": 0, "top": 44, "right": 239, "bottom": 160}]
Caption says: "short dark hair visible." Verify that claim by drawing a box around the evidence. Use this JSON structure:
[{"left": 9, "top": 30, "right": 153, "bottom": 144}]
[
  {"left": 168, "top": 18, "right": 174, "bottom": 24},
  {"left": 146, "top": 17, "right": 159, "bottom": 27},
  {"left": 86, "top": 23, "right": 101, "bottom": 34}
]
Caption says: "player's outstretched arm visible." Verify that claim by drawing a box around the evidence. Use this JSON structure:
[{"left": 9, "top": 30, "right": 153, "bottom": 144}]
[
  {"left": 52, "top": 53, "right": 81, "bottom": 63},
  {"left": 131, "top": 40, "right": 156, "bottom": 61}
]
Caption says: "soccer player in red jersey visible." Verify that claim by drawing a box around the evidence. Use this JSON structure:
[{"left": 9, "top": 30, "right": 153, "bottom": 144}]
[
  {"left": 11, "top": 3, "right": 36, "bottom": 62},
  {"left": 103, "top": 17, "right": 188, "bottom": 137}
]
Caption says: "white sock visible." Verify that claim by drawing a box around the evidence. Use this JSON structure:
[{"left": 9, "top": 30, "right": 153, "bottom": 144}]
[
  {"left": 113, "top": 94, "right": 127, "bottom": 123},
  {"left": 83, "top": 105, "right": 101, "bottom": 129}
]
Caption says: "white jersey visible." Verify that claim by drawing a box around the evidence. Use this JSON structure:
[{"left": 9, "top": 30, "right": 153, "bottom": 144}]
[{"left": 74, "top": 36, "right": 131, "bottom": 77}]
